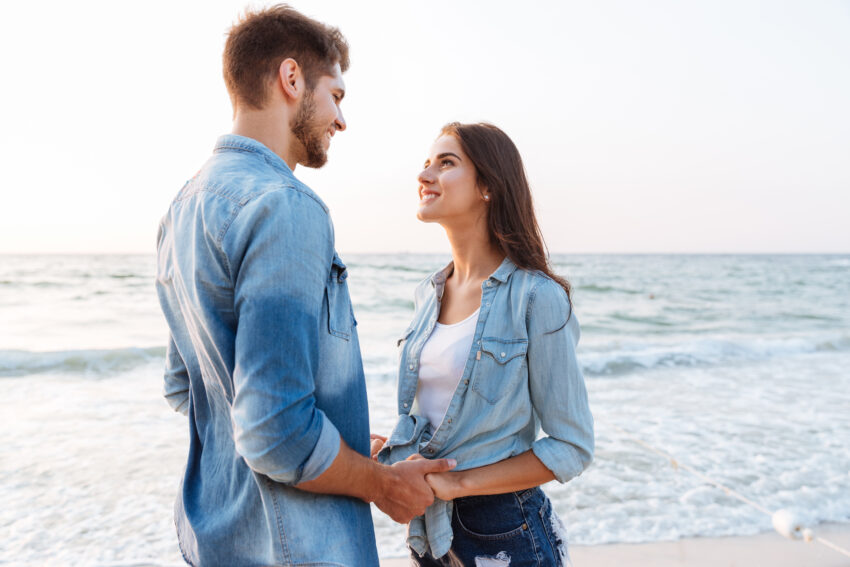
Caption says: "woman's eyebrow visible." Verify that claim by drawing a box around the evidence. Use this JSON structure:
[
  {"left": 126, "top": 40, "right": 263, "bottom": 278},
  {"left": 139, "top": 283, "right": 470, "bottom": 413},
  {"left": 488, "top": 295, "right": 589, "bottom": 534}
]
[{"left": 424, "top": 152, "right": 463, "bottom": 168}]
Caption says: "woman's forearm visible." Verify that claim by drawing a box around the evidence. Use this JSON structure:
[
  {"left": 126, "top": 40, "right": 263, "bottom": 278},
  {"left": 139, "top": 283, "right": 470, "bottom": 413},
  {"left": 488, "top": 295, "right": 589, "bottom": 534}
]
[{"left": 428, "top": 450, "right": 555, "bottom": 500}]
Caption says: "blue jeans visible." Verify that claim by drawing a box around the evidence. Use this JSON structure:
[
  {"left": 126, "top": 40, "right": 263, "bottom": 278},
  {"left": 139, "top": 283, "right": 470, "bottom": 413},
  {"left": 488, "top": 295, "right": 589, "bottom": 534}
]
[{"left": 410, "top": 487, "right": 569, "bottom": 567}]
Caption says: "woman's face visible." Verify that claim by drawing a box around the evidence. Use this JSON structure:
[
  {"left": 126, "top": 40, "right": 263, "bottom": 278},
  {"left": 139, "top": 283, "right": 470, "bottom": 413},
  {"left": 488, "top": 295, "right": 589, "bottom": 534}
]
[{"left": 416, "top": 135, "right": 488, "bottom": 224}]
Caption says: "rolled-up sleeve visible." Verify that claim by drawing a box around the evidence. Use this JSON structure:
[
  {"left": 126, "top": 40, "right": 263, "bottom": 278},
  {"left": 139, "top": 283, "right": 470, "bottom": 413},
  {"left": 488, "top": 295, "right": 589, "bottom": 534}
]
[
  {"left": 223, "top": 188, "right": 341, "bottom": 485},
  {"left": 163, "top": 334, "right": 190, "bottom": 416},
  {"left": 527, "top": 280, "right": 594, "bottom": 483}
]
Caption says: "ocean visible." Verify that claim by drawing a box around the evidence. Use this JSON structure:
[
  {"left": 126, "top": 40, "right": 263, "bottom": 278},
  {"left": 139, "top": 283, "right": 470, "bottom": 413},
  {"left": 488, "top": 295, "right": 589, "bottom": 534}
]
[{"left": 2, "top": 253, "right": 849, "bottom": 565}]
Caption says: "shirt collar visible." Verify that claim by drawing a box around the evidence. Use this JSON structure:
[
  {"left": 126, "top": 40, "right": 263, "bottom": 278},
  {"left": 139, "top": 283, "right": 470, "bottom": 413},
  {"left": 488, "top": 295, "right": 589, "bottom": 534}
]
[
  {"left": 490, "top": 256, "right": 517, "bottom": 283},
  {"left": 213, "top": 134, "right": 296, "bottom": 180},
  {"left": 429, "top": 256, "right": 517, "bottom": 296}
]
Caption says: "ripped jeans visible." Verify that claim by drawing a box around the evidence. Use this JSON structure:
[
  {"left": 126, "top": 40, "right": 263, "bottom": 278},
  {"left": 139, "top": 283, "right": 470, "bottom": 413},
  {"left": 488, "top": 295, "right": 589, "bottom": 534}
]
[{"left": 409, "top": 487, "right": 570, "bottom": 567}]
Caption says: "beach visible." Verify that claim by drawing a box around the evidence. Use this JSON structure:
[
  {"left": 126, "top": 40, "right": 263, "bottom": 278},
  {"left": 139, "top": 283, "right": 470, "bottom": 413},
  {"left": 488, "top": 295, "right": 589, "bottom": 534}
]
[{"left": 380, "top": 523, "right": 850, "bottom": 566}]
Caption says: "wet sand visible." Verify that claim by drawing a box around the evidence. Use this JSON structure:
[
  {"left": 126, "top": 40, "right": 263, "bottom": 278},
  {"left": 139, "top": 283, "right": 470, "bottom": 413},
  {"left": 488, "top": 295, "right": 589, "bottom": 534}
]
[{"left": 379, "top": 522, "right": 850, "bottom": 566}]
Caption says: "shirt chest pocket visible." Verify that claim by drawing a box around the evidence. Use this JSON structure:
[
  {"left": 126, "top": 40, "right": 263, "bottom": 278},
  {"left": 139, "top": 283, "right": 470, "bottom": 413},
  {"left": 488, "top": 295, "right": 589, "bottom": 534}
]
[
  {"left": 472, "top": 337, "right": 529, "bottom": 404},
  {"left": 326, "top": 253, "right": 355, "bottom": 341}
]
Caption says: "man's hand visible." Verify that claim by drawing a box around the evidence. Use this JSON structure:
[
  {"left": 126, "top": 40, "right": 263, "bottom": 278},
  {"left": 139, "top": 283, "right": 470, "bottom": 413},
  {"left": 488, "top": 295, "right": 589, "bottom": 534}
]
[
  {"left": 372, "top": 454, "right": 456, "bottom": 524},
  {"left": 370, "top": 434, "right": 387, "bottom": 460}
]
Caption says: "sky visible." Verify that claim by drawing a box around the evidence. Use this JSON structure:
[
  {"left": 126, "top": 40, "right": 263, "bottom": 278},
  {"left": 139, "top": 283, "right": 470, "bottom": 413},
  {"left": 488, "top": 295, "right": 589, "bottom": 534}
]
[{"left": 1, "top": 0, "right": 848, "bottom": 254}]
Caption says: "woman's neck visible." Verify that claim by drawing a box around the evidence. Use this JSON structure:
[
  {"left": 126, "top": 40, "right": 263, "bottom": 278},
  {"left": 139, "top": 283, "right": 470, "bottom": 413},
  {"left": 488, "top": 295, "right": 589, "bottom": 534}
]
[{"left": 444, "top": 222, "right": 505, "bottom": 285}]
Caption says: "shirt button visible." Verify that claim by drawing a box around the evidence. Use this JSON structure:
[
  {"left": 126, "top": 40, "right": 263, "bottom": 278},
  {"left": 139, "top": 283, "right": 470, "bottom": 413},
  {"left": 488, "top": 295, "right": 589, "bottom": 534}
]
[
  {"left": 500, "top": 352, "right": 506, "bottom": 358},
  {"left": 403, "top": 402, "right": 409, "bottom": 408},
  {"left": 447, "top": 418, "right": 452, "bottom": 424},
  {"left": 522, "top": 523, "right": 528, "bottom": 530},
  {"left": 485, "top": 302, "right": 490, "bottom": 307},
  {"left": 486, "top": 281, "right": 492, "bottom": 287},
  {"left": 408, "top": 363, "right": 414, "bottom": 370}
]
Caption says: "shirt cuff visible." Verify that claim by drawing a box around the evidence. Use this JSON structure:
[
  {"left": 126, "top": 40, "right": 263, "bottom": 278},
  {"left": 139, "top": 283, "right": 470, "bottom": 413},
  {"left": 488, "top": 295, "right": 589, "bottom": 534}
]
[
  {"left": 532, "top": 437, "right": 585, "bottom": 484},
  {"left": 292, "top": 415, "right": 342, "bottom": 484}
]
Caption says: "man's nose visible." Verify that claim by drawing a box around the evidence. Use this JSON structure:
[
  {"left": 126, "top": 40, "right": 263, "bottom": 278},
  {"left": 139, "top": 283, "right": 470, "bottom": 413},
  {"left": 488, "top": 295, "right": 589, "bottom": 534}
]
[{"left": 334, "top": 109, "right": 346, "bottom": 132}]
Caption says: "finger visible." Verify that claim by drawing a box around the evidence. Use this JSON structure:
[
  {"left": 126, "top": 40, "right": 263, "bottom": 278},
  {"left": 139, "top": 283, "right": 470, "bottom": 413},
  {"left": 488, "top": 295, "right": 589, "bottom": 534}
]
[
  {"left": 405, "top": 453, "right": 426, "bottom": 461},
  {"left": 370, "top": 434, "right": 388, "bottom": 441},
  {"left": 418, "top": 457, "right": 457, "bottom": 473}
]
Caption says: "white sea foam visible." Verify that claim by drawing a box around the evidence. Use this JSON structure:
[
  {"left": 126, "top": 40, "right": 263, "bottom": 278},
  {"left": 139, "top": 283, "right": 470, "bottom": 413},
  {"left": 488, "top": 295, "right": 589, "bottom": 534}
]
[{"left": 579, "top": 333, "right": 850, "bottom": 376}]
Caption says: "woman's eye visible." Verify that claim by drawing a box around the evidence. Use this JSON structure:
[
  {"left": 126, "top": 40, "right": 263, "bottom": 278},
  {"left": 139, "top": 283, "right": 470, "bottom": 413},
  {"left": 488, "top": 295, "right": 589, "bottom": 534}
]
[{"left": 440, "top": 159, "right": 453, "bottom": 168}]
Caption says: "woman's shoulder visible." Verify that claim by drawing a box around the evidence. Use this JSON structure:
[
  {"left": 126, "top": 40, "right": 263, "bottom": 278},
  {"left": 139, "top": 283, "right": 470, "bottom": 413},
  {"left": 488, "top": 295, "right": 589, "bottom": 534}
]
[
  {"left": 509, "top": 268, "right": 568, "bottom": 301},
  {"left": 509, "top": 268, "right": 574, "bottom": 332}
]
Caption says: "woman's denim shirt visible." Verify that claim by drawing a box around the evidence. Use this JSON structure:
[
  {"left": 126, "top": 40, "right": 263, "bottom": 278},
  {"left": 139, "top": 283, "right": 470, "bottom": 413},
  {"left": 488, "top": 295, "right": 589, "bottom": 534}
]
[{"left": 377, "top": 258, "right": 594, "bottom": 558}]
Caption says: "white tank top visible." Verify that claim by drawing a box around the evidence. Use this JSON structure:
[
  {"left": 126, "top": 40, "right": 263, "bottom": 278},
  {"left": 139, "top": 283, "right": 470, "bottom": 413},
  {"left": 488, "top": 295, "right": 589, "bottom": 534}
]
[{"left": 415, "top": 308, "right": 480, "bottom": 431}]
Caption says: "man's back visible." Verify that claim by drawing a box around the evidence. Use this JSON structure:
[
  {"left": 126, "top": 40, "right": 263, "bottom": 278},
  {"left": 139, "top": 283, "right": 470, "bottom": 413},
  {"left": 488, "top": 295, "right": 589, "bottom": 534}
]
[{"left": 156, "top": 134, "right": 379, "bottom": 566}]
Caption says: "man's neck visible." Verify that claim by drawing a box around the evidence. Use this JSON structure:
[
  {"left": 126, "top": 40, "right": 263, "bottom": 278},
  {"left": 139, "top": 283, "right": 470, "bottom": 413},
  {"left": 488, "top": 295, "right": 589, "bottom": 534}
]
[{"left": 232, "top": 107, "right": 299, "bottom": 171}]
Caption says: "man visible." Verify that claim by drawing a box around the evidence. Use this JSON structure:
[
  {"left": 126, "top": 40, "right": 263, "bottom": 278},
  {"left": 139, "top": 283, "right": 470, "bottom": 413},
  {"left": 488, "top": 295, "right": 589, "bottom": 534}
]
[{"left": 156, "top": 6, "right": 454, "bottom": 566}]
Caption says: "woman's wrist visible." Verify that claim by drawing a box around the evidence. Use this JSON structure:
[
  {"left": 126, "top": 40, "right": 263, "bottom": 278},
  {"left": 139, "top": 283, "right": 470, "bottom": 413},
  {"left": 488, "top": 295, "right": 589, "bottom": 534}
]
[{"left": 452, "top": 469, "right": 473, "bottom": 499}]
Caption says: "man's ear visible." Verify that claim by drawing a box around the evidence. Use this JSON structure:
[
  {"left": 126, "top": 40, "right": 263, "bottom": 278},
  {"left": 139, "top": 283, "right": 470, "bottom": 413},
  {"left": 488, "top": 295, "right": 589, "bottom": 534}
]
[{"left": 278, "top": 58, "right": 304, "bottom": 102}]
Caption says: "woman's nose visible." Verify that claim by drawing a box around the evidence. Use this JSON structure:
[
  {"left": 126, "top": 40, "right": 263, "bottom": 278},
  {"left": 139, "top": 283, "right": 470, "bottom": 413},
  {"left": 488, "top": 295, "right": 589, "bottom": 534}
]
[{"left": 418, "top": 167, "right": 434, "bottom": 185}]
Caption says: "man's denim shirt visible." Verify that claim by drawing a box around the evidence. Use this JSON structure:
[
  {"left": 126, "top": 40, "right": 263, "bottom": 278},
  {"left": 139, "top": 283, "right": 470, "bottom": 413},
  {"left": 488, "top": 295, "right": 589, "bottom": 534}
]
[
  {"left": 156, "top": 135, "right": 379, "bottom": 567},
  {"left": 378, "top": 259, "right": 594, "bottom": 558}
]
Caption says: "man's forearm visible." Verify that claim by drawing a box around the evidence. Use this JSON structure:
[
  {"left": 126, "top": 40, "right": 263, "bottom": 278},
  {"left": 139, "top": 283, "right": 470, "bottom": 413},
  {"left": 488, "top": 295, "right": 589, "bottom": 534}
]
[
  {"left": 297, "top": 439, "right": 457, "bottom": 524},
  {"left": 296, "top": 438, "right": 383, "bottom": 502}
]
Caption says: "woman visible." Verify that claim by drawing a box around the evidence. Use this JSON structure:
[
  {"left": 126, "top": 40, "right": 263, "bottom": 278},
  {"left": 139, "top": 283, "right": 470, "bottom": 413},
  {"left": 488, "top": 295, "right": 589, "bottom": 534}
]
[{"left": 376, "top": 122, "right": 594, "bottom": 566}]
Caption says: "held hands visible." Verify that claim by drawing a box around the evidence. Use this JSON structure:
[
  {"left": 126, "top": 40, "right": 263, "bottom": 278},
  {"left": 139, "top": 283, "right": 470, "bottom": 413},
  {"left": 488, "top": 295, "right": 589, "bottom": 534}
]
[
  {"left": 369, "top": 434, "right": 387, "bottom": 460},
  {"left": 409, "top": 454, "right": 463, "bottom": 501},
  {"left": 372, "top": 454, "right": 457, "bottom": 524},
  {"left": 424, "top": 470, "right": 462, "bottom": 501}
]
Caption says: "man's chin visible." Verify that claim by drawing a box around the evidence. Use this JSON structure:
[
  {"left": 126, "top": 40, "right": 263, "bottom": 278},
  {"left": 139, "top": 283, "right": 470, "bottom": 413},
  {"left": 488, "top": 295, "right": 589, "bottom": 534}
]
[
  {"left": 300, "top": 145, "right": 329, "bottom": 168},
  {"left": 301, "top": 155, "right": 328, "bottom": 169}
]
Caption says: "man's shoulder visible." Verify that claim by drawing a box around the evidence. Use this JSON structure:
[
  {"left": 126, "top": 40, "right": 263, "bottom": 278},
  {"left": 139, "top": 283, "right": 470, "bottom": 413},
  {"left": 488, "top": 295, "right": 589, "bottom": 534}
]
[{"left": 182, "top": 151, "right": 328, "bottom": 215}]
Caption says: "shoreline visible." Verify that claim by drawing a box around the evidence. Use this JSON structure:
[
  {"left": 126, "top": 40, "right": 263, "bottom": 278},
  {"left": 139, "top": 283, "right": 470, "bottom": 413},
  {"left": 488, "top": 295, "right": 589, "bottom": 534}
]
[{"left": 379, "top": 522, "right": 850, "bottom": 566}]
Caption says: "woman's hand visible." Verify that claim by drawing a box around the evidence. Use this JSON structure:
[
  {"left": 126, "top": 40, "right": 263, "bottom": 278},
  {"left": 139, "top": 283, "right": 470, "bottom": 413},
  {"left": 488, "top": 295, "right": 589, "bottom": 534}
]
[
  {"left": 424, "top": 471, "right": 463, "bottom": 501},
  {"left": 370, "top": 434, "right": 387, "bottom": 460}
]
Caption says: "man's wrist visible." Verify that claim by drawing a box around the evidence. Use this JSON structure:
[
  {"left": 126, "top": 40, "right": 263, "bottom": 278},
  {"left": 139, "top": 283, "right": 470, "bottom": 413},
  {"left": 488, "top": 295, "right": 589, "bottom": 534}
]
[{"left": 362, "top": 460, "right": 391, "bottom": 504}]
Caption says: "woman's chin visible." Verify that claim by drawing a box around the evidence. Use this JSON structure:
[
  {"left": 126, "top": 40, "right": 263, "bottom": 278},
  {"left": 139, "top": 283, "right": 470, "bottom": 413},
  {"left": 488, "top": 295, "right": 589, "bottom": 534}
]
[{"left": 416, "top": 208, "right": 438, "bottom": 223}]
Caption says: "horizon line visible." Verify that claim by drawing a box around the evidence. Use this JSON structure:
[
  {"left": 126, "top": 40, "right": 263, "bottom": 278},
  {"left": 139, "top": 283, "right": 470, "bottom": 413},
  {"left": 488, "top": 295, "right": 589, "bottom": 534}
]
[{"left": 1, "top": 251, "right": 848, "bottom": 256}]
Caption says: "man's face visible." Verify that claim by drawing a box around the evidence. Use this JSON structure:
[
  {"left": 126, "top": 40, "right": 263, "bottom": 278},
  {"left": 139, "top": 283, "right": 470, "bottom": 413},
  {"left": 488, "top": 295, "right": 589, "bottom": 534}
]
[{"left": 290, "top": 62, "right": 346, "bottom": 168}]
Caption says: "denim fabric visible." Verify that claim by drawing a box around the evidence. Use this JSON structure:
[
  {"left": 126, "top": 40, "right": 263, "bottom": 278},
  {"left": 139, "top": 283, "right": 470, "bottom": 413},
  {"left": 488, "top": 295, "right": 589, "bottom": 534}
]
[
  {"left": 156, "top": 134, "right": 379, "bottom": 566},
  {"left": 378, "top": 259, "right": 594, "bottom": 558},
  {"left": 410, "top": 488, "right": 569, "bottom": 567}
]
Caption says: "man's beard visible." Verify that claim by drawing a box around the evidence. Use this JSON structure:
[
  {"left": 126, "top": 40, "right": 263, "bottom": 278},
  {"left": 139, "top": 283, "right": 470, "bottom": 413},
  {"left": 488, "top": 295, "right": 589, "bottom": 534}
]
[{"left": 291, "top": 91, "right": 328, "bottom": 168}]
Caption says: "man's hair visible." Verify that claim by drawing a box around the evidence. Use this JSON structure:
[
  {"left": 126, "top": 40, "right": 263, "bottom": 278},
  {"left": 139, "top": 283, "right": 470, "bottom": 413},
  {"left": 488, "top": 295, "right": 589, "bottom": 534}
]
[{"left": 223, "top": 4, "right": 349, "bottom": 110}]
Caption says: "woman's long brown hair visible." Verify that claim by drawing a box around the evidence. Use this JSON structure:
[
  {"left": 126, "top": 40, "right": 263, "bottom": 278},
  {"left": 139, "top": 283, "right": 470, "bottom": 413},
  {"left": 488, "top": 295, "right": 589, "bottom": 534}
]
[{"left": 441, "top": 122, "right": 572, "bottom": 303}]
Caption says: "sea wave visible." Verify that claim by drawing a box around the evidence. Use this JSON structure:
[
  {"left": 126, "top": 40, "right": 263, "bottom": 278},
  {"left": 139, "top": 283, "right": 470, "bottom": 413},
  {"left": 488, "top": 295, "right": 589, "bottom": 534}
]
[
  {"left": 0, "top": 346, "right": 166, "bottom": 377},
  {"left": 581, "top": 334, "right": 850, "bottom": 376},
  {"left": 4, "top": 333, "right": 848, "bottom": 379}
]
